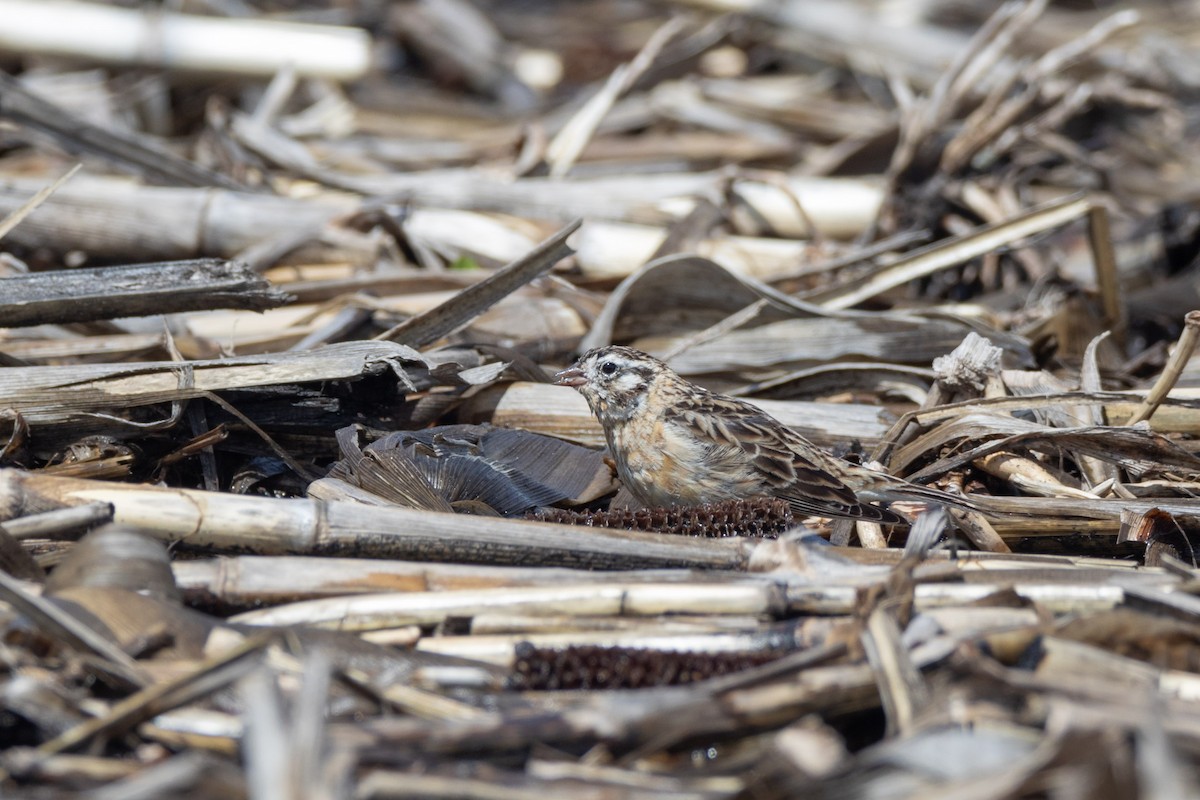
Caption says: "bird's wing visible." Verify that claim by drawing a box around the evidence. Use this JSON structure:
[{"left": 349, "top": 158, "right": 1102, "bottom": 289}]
[{"left": 668, "top": 392, "right": 902, "bottom": 523}]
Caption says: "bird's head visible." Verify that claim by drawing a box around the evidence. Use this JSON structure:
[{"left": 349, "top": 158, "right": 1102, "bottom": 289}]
[{"left": 554, "top": 345, "right": 666, "bottom": 420}]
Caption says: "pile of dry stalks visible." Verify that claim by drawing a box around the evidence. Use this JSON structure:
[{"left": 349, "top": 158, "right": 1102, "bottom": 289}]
[{"left": 4, "top": 1, "right": 1200, "bottom": 797}]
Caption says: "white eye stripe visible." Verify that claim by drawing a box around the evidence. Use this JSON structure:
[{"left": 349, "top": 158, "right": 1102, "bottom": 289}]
[{"left": 614, "top": 373, "right": 646, "bottom": 392}]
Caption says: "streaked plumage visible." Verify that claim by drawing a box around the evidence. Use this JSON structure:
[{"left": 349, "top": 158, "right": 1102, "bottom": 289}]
[{"left": 555, "top": 345, "right": 974, "bottom": 523}]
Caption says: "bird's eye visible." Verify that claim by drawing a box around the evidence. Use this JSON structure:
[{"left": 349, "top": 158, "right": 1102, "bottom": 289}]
[{"left": 600, "top": 361, "right": 617, "bottom": 376}]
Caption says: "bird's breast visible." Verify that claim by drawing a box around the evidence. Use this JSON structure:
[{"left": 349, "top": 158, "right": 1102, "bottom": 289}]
[{"left": 608, "top": 415, "right": 740, "bottom": 508}]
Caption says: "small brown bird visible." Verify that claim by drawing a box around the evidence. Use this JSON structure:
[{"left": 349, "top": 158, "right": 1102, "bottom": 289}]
[{"left": 555, "top": 345, "right": 975, "bottom": 524}]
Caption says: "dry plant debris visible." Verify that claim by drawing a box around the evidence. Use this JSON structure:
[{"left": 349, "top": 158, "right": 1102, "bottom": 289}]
[{"left": 3, "top": 0, "right": 1200, "bottom": 797}]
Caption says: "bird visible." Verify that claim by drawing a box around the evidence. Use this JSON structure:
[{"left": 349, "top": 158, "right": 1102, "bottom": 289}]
[{"left": 554, "top": 345, "right": 978, "bottom": 524}]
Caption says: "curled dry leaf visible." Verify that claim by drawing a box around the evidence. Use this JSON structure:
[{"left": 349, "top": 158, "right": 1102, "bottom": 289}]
[{"left": 313, "top": 423, "right": 614, "bottom": 515}]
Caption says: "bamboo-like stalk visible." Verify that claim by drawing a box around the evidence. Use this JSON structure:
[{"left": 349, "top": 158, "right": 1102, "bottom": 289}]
[
  {"left": 788, "top": 581, "right": 1127, "bottom": 617},
  {"left": 460, "top": 382, "right": 894, "bottom": 449},
  {"left": 572, "top": 220, "right": 828, "bottom": 281},
  {"left": 171, "top": 546, "right": 1165, "bottom": 610},
  {"left": 0, "top": 0, "right": 371, "bottom": 79},
  {"left": 0, "top": 470, "right": 752, "bottom": 571},
  {"left": 230, "top": 582, "right": 784, "bottom": 630},
  {"left": 172, "top": 555, "right": 752, "bottom": 607},
  {"left": 0, "top": 176, "right": 358, "bottom": 261}
]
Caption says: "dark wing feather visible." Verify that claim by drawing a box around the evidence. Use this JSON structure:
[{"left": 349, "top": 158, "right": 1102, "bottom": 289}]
[{"left": 670, "top": 391, "right": 903, "bottom": 524}]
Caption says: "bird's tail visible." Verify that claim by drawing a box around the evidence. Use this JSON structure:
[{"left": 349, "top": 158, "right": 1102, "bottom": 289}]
[{"left": 845, "top": 464, "right": 984, "bottom": 516}]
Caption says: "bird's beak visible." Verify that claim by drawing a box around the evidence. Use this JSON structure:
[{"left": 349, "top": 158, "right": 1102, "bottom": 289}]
[{"left": 554, "top": 366, "right": 586, "bottom": 387}]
